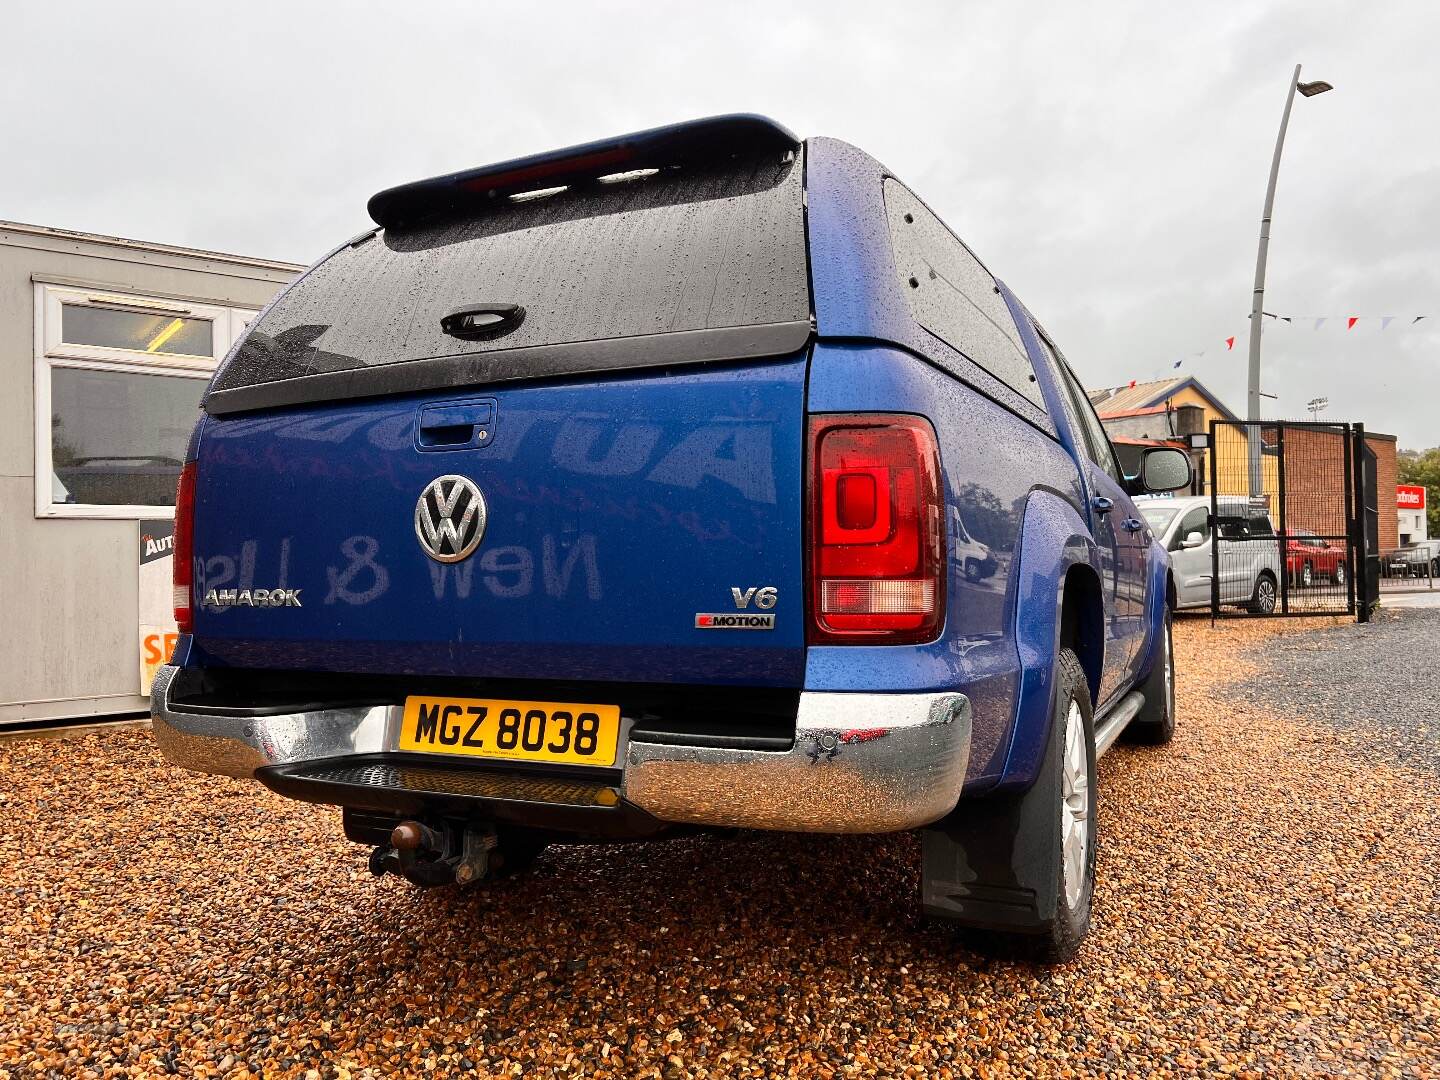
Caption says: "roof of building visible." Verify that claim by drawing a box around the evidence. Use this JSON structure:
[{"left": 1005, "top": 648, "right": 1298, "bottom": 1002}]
[
  {"left": 1087, "top": 376, "right": 1237, "bottom": 420},
  {"left": 0, "top": 219, "right": 304, "bottom": 273},
  {"left": 1094, "top": 404, "right": 1170, "bottom": 420}
]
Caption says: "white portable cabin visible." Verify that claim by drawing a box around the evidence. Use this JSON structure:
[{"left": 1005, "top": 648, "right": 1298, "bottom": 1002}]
[{"left": 0, "top": 221, "right": 298, "bottom": 725}]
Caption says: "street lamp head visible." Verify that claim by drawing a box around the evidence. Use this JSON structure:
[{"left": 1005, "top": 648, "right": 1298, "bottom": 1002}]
[{"left": 1297, "top": 79, "right": 1334, "bottom": 97}]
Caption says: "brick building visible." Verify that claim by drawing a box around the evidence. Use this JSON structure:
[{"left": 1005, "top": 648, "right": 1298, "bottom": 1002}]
[
  {"left": 1249, "top": 425, "right": 1398, "bottom": 551},
  {"left": 1088, "top": 377, "right": 1232, "bottom": 495},
  {"left": 1089, "top": 376, "right": 1400, "bottom": 551}
]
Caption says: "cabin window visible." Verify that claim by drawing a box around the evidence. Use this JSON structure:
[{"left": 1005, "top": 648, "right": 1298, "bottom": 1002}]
[{"left": 34, "top": 284, "right": 257, "bottom": 517}]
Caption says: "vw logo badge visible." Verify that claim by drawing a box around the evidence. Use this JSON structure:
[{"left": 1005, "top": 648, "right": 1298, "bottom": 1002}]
[{"left": 414, "top": 475, "right": 486, "bottom": 563}]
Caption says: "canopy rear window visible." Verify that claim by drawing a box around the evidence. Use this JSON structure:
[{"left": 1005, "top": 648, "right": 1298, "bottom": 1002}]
[{"left": 207, "top": 149, "right": 809, "bottom": 413}]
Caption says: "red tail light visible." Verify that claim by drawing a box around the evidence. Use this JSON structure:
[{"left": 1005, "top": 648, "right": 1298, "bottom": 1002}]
[
  {"left": 808, "top": 414, "right": 945, "bottom": 644},
  {"left": 173, "top": 461, "right": 197, "bottom": 633}
]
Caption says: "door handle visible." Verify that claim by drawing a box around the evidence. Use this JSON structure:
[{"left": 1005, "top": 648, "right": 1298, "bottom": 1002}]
[
  {"left": 416, "top": 398, "right": 497, "bottom": 451},
  {"left": 1121, "top": 517, "right": 1145, "bottom": 533},
  {"left": 1091, "top": 496, "right": 1115, "bottom": 515},
  {"left": 420, "top": 402, "right": 493, "bottom": 431}
]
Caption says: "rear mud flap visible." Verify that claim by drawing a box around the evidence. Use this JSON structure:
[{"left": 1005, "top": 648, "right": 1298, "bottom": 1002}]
[{"left": 920, "top": 714, "right": 1062, "bottom": 933}]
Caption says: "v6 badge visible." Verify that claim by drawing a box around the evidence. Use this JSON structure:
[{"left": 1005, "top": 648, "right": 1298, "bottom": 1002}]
[{"left": 697, "top": 584, "right": 778, "bottom": 628}]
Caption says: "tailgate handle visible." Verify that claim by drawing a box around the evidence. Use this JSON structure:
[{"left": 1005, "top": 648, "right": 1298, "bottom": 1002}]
[
  {"left": 440, "top": 303, "right": 525, "bottom": 340},
  {"left": 417, "top": 400, "right": 495, "bottom": 449}
]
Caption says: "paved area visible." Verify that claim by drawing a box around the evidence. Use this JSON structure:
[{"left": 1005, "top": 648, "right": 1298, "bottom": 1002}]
[
  {"left": 2, "top": 617, "right": 1437, "bottom": 1077},
  {"left": 1378, "top": 588, "right": 1440, "bottom": 610},
  {"left": 1235, "top": 606, "right": 1440, "bottom": 773}
]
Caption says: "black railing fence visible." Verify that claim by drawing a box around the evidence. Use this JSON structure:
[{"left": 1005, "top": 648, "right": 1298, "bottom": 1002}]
[{"left": 1204, "top": 420, "right": 1378, "bottom": 621}]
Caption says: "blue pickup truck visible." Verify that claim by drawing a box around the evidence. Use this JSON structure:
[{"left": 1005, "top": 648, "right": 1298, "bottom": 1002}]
[{"left": 152, "top": 115, "right": 1190, "bottom": 961}]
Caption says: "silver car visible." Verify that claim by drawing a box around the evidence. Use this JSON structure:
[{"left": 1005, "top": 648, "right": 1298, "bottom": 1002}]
[
  {"left": 1138, "top": 495, "right": 1283, "bottom": 612},
  {"left": 1387, "top": 539, "right": 1440, "bottom": 578}
]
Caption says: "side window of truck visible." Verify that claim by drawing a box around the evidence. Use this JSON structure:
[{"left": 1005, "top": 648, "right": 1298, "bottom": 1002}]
[
  {"left": 1047, "top": 344, "right": 1124, "bottom": 485},
  {"left": 1030, "top": 327, "right": 1077, "bottom": 428},
  {"left": 883, "top": 180, "right": 1047, "bottom": 410}
]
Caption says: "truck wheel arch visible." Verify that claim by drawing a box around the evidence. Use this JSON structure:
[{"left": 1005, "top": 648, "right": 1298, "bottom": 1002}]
[
  {"left": 992, "top": 488, "right": 1104, "bottom": 792},
  {"left": 1058, "top": 564, "right": 1103, "bottom": 710}
]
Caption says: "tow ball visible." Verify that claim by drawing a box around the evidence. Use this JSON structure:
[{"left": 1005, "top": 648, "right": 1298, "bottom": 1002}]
[{"left": 368, "top": 820, "right": 498, "bottom": 887}]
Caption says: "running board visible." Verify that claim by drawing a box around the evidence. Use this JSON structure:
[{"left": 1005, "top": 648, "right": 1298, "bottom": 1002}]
[{"left": 1093, "top": 691, "right": 1145, "bottom": 758}]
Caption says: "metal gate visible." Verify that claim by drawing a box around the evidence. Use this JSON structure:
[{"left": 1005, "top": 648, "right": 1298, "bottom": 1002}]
[{"left": 1205, "top": 420, "right": 1377, "bottom": 621}]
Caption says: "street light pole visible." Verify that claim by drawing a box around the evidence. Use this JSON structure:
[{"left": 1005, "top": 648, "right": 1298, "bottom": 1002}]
[{"left": 1246, "top": 65, "right": 1332, "bottom": 496}]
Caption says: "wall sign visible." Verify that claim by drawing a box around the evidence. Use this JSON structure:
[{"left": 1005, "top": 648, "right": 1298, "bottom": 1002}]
[
  {"left": 138, "top": 518, "right": 178, "bottom": 694},
  {"left": 1398, "top": 484, "right": 1427, "bottom": 511}
]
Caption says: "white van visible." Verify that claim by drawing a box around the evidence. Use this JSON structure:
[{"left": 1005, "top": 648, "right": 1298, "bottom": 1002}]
[{"left": 1138, "top": 495, "right": 1283, "bottom": 613}]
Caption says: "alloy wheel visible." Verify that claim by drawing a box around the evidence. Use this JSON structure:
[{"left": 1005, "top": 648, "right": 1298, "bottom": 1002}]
[
  {"left": 1060, "top": 699, "right": 1091, "bottom": 910},
  {"left": 1257, "top": 577, "right": 1277, "bottom": 613},
  {"left": 1163, "top": 621, "right": 1174, "bottom": 723}
]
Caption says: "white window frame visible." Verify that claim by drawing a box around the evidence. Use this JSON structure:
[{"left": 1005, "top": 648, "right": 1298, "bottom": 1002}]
[{"left": 33, "top": 284, "right": 256, "bottom": 519}]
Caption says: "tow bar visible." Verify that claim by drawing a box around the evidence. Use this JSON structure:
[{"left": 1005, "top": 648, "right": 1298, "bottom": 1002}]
[{"left": 368, "top": 819, "right": 499, "bottom": 888}]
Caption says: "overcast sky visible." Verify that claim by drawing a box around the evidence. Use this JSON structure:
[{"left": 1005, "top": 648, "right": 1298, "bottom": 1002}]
[{"left": 3, "top": 1, "right": 1436, "bottom": 447}]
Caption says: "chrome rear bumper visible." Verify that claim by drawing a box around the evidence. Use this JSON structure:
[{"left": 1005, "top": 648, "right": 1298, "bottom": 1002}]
[{"left": 150, "top": 665, "right": 970, "bottom": 834}]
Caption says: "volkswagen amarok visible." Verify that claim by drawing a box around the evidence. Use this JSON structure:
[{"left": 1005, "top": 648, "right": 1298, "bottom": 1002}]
[{"left": 152, "top": 115, "right": 1191, "bottom": 961}]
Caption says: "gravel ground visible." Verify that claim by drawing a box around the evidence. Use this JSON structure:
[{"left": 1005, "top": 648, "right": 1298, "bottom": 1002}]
[
  {"left": 1234, "top": 606, "right": 1440, "bottom": 773},
  {"left": 3, "top": 616, "right": 1438, "bottom": 1078}
]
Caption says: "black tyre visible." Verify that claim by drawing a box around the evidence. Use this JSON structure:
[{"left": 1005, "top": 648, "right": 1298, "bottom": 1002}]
[
  {"left": 1300, "top": 562, "right": 1313, "bottom": 588},
  {"left": 1248, "top": 570, "right": 1278, "bottom": 614},
  {"left": 964, "top": 558, "right": 981, "bottom": 583},
  {"left": 1333, "top": 562, "right": 1347, "bottom": 586},
  {"left": 1123, "top": 606, "right": 1174, "bottom": 745},
  {"left": 1042, "top": 649, "right": 1099, "bottom": 962},
  {"left": 921, "top": 648, "right": 1097, "bottom": 964}
]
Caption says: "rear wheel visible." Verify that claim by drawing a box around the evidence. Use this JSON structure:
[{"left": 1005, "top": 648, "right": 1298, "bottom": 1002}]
[
  {"left": 1333, "top": 562, "right": 1347, "bottom": 586},
  {"left": 1123, "top": 607, "right": 1174, "bottom": 745},
  {"left": 1248, "top": 571, "right": 1277, "bottom": 614},
  {"left": 1300, "top": 562, "right": 1313, "bottom": 588},
  {"left": 921, "top": 648, "right": 1096, "bottom": 963}
]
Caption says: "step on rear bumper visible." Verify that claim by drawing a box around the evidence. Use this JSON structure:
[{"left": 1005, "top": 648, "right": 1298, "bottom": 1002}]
[{"left": 150, "top": 665, "right": 971, "bottom": 834}]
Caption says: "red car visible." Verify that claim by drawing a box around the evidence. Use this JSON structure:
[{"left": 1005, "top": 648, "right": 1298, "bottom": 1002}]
[{"left": 1285, "top": 530, "right": 1346, "bottom": 587}]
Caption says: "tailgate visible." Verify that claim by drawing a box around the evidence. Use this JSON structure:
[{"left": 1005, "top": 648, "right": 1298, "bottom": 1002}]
[{"left": 189, "top": 356, "right": 807, "bottom": 687}]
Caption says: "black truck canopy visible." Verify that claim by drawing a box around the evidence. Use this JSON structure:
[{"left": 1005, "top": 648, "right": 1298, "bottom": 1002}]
[{"left": 206, "top": 115, "right": 811, "bottom": 415}]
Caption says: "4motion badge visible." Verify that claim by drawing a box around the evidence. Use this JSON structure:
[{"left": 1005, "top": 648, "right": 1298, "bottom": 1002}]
[
  {"left": 415, "top": 475, "right": 487, "bottom": 563},
  {"left": 695, "top": 585, "right": 778, "bottom": 630}
]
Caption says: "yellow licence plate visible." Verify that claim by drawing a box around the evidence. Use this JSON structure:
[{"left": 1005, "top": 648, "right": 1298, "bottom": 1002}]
[{"left": 398, "top": 696, "right": 621, "bottom": 767}]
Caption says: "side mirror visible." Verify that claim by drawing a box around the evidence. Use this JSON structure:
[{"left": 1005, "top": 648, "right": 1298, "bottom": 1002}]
[
  {"left": 1180, "top": 531, "right": 1205, "bottom": 549},
  {"left": 1138, "top": 446, "right": 1192, "bottom": 493}
]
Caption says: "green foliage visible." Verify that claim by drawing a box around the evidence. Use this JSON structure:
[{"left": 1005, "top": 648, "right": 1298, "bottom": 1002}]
[{"left": 1398, "top": 447, "right": 1440, "bottom": 536}]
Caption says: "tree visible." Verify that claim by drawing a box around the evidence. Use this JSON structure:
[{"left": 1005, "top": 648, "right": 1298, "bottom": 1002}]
[{"left": 1398, "top": 447, "right": 1440, "bottom": 537}]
